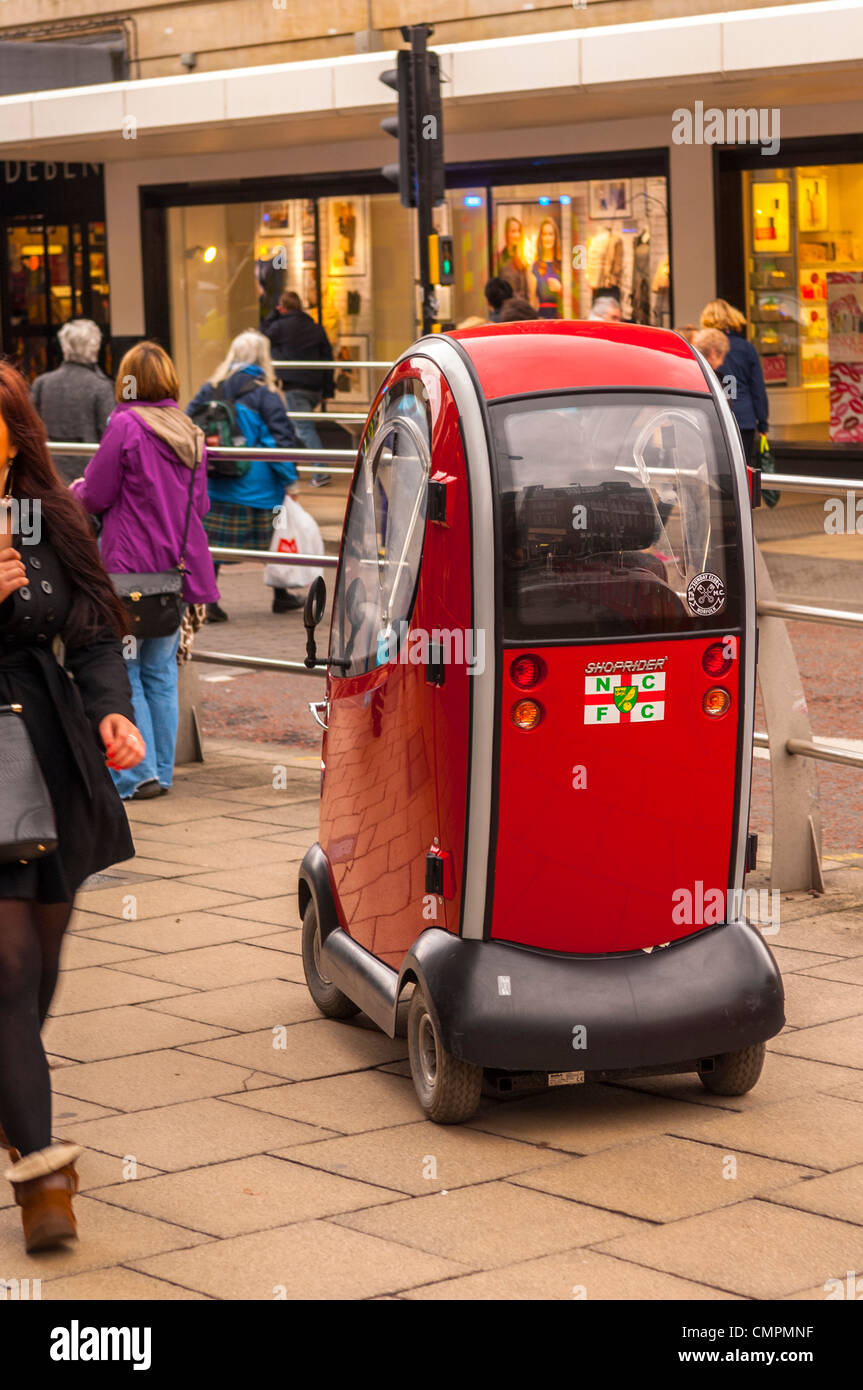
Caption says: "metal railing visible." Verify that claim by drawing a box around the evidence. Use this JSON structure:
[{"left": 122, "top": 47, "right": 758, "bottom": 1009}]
[{"left": 47, "top": 440, "right": 863, "bottom": 883}]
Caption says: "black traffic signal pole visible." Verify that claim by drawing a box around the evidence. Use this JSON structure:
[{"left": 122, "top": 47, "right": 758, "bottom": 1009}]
[
  {"left": 380, "top": 23, "right": 443, "bottom": 337},
  {"left": 410, "top": 24, "right": 437, "bottom": 336}
]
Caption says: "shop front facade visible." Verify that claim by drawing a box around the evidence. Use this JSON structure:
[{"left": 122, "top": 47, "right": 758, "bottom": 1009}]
[{"left": 140, "top": 149, "right": 672, "bottom": 407}]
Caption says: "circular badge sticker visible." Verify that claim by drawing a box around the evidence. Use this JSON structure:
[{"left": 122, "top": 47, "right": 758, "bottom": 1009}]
[{"left": 687, "top": 571, "right": 726, "bottom": 617}]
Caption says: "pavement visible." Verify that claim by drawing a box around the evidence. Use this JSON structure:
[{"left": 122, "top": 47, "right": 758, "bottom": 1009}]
[{"left": 2, "top": 737, "right": 861, "bottom": 1301}]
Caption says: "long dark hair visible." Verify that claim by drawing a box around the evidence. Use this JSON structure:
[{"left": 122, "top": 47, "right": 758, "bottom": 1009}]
[{"left": 0, "top": 359, "right": 129, "bottom": 645}]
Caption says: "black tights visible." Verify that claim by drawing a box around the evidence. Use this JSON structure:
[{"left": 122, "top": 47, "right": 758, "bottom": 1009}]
[{"left": 0, "top": 898, "right": 74, "bottom": 1156}]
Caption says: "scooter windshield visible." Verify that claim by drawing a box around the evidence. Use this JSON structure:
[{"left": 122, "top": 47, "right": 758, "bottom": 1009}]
[{"left": 489, "top": 390, "right": 742, "bottom": 642}]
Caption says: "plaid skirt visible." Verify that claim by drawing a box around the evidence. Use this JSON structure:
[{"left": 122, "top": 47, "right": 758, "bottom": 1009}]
[{"left": 204, "top": 501, "right": 275, "bottom": 553}]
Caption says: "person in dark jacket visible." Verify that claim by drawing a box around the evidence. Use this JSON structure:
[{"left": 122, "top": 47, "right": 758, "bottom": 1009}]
[
  {"left": 261, "top": 291, "right": 334, "bottom": 487},
  {"left": 187, "top": 330, "right": 301, "bottom": 620},
  {"left": 0, "top": 359, "right": 145, "bottom": 1252},
  {"left": 30, "top": 319, "right": 115, "bottom": 485},
  {"left": 700, "top": 299, "right": 769, "bottom": 463}
]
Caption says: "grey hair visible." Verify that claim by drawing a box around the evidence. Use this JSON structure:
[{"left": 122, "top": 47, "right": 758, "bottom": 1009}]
[
  {"left": 58, "top": 318, "right": 102, "bottom": 364},
  {"left": 588, "top": 296, "right": 621, "bottom": 322},
  {"left": 210, "top": 329, "right": 282, "bottom": 397}
]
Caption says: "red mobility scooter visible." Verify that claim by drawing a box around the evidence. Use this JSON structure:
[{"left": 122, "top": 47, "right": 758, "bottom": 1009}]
[{"left": 299, "top": 321, "right": 783, "bottom": 1123}]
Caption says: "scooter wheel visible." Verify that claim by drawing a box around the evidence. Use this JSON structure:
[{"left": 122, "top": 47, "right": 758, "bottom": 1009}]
[
  {"left": 408, "top": 986, "right": 483, "bottom": 1124},
  {"left": 698, "top": 1042, "right": 766, "bottom": 1096},
  {"left": 301, "top": 901, "right": 360, "bottom": 1020}
]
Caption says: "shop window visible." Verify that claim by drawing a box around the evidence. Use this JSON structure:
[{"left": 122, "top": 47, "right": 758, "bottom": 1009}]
[
  {"left": 167, "top": 193, "right": 416, "bottom": 409},
  {"left": 489, "top": 178, "right": 670, "bottom": 325},
  {"left": 743, "top": 164, "right": 863, "bottom": 444}
]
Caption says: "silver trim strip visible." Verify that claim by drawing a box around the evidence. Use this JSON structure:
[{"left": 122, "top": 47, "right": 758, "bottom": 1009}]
[
  {"left": 693, "top": 347, "right": 757, "bottom": 895},
  {"left": 396, "top": 336, "right": 496, "bottom": 941}
]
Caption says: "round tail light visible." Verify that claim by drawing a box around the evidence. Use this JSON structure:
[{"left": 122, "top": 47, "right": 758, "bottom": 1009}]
[
  {"left": 510, "top": 654, "right": 546, "bottom": 689},
  {"left": 511, "top": 699, "right": 543, "bottom": 730},
  {"left": 703, "top": 687, "right": 731, "bottom": 717},
  {"left": 702, "top": 642, "right": 733, "bottom": 677}
]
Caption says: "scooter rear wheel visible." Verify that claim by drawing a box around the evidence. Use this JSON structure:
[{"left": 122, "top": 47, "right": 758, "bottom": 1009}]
[
  {"left": 408, "top": 986, "right": 483, "bottom": 1124},
  {"left": 301, "top": 901, "right": 360, "bottom": 1020},
  {"left": 698, "top": 1041, "right": 766, "bottom": 1096}
]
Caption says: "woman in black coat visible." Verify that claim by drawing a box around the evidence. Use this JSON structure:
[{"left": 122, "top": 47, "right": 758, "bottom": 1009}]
[{"left": 0, "top": 360, "right": 145, "bottom": 1252}]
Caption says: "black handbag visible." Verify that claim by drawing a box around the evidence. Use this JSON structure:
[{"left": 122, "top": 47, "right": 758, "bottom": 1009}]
[
  {"left": 111, "top": 451, "right": 199, "bottom": 640},
  {"left": 0, "top": 705, "right": 58, "bottom": 863}
]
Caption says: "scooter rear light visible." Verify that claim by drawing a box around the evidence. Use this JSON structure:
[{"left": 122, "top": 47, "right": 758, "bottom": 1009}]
[
  {"left": 703, "top": 687, "right": 731, "bottom": 717},
  {"left": 702, "top": 642, "right": 732, "bottom": 677},
  {"left": 510, "top": 654, "right": 546, "bottom": 689},
  {"left": 511, "top": 698, "right": 543, "bottom": 730}
]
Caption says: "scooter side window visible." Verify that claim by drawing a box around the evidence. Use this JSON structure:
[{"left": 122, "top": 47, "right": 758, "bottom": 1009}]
[
  {"left": 489, "top": 391, "right": 742, "bottom": 642},
  {"left": 329, "top": 386, "right": 431, "bottom": 677}
]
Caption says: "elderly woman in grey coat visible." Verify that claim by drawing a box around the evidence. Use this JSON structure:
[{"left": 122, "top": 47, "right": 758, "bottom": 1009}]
[{"left": 31, "top": 320, "right": 115, "bottom": 484}]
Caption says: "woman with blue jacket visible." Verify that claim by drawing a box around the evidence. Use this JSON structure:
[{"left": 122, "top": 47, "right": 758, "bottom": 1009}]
[
  {"left": 700, "top": 300, "right": 769, "bottom": 464},
  {"left": 187, "top": 330, "right": 300, "bottom": 620}
]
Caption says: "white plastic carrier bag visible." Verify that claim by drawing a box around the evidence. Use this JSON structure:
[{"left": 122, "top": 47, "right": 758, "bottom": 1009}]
[{"left": 264, "top": 493, "right": 325, "bottom": 591}]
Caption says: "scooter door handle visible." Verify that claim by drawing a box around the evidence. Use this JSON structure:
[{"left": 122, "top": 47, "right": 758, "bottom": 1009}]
[{"left": 308, "top": 699, "right": 329, "bottom": 731}]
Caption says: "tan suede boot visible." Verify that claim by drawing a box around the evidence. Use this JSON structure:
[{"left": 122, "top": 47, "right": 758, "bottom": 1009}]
[{"left": 5, "top": 1144, "right": 83, "bottom": 1253}]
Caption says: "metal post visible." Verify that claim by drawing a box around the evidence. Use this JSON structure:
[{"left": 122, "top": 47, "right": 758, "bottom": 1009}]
[
  {"left": 754, "top": 544, "right": 825, "bottom": 893},
  {"left": 410, "top": 24, "right": 437, "bottom": 336}
]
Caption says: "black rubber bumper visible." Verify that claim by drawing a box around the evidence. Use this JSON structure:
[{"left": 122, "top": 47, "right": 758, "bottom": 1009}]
[{"left": 402, "top": 923, "right": 785, "bottom": 1072}]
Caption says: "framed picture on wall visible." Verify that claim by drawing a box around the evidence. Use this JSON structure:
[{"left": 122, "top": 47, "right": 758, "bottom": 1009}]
[
  {"left": 798, "top": 173, "right": 828, "bottom": 233},
  {"left": 302, "top": 264, "right": 318, "bottom": 311},
  {"left": 333, "top": 335, "right": 369, "bottom": 401},
  {"left": 259, "top": 202, "right": 294, "bottom": 237},
  {"left": 302, "top": 199, "right": 316, "bottom": 239},
  {"left": 328, "top": 197, "right": 368, "bottom": 277},
  {"left": 589, "top": 179, "right": 631, "bottom": 219}
]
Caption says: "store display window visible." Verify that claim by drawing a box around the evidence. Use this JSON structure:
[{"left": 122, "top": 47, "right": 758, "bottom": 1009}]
[{"left": 742, "top": 163, "right": 863, "bottom": 442}]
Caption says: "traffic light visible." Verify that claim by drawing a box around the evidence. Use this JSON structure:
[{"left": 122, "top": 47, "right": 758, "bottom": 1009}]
[
  {"left": 428, "top": 233, "right": 454, "bottom": 286},
  {"left": 379, "top": 50, "right": 414, "bottom": 208},
  {"left": 379, "top": 36, "right": 445, "bottom": 210}
]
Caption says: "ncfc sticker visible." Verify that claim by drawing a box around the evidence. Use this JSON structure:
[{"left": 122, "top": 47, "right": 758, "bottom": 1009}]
[
  {"left": 687, "top": 571, "right": 726, "bottom": 617},
  {"left": 584, "top": 672, "right": 665, "bottom": 725}
]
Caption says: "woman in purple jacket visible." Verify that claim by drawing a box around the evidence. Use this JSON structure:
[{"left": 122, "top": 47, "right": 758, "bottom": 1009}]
[{"left": 71, "top": 342, "right": 218, "bottom": 801}]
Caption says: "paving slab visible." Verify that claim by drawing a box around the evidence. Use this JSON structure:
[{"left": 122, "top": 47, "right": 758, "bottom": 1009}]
[
  {"left": 465, "top": 1082, "right": 710, "bottom": 1154},
  {"left": 665, "top": 1094, "right": 863, "bottom": 1170},
  {"left": 223, "top": 1070, "right": 422, "bottom": 1134},
  {"left": 801, "top": 954, "right": 863, "bottom": 985},
  {"left": 146, "top": 979, "right": 320, "bottom": 1030},
  {"left": 180, "top": 1020, "right": 407, "bottom": 1081},
  {"left": 50, "top": 967, "right": 191, "bottom": 1015},
  {"left": 596, "top": 1199, "right": 863, "bottom": 1300},
  {"left": 335, "top": 1180, "right": 641, "bottom": 1267},
  {"left": 780, "top": 974, "right": 863, "bottom": 1027},
  {"left": 275, "top": 1122, "right": 565, "bottom": 1195},
  {"left": 66, "top": 1097, "right": 332, "bottom": 1171},
  {"left": 43, "top": 1006, "right": 231, "bottom": 1062},
  {"left": 511, "top": 1136, "right": 812, "bottom": 1223},
  {"left": 175, "top": 866, "right": 301, "bottom": 898},
  {"left": 60, "top": 936, "right": 151, "bottom": 970},
  {"left": 770, "top": 1014, "right": 863, "bottom": 1069},
  {"left": 89, "top": 1154, "right": 401, "bottom": 1238},
  {"left": 75, "top": 910, "right": 281, "bottom": 953},
  {"left": 768, "top": 1164, "right": 863, "bottom": 1225},
  {"left": 116, "top": 942, "right": 296, "bottom": 989},
  {"left": 213, "top": 897, "right": 302, "bottom": 928},
  {"left": 73, "top": 880, "right": 249, "bottom": 921},
  {"left": 403, "top": 1248, "right": 734, "bottom": 1301},
  {"left": 0, "top": 1197, "right": 209, "bottom": 1281},
  {"left": 608, "top": 1049, "right": 863, "bottom": 1110},
  {"left": 51, "top": 1050, "right": 259, "bottom": 1112},
  {"left": 44, "top": 1267, "right": 209, "bottom": 1300},
  {"left": 131, "top": 1219, "right": 466, "bottom": 1299}
]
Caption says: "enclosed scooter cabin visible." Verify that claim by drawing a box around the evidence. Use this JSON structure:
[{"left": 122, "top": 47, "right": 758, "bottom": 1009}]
[{"left": 299, "top": 321, "right": 784, "bottom": 1124}]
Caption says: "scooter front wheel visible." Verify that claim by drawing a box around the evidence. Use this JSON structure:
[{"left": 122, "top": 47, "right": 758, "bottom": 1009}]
[
  {"left": 408, "top": 986, "right": 483, "bottom": 1124},
  {"left": 301, "top": 901, "right": 360, "bottom": 1020},
  {"left": 698, "top": 1041, "right": 766, "bottom": 1096}
]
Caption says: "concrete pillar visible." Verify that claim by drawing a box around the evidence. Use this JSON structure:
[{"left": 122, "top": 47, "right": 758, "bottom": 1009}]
[{"left": 668, "top": 140, "right": 716, "bottom": 327}]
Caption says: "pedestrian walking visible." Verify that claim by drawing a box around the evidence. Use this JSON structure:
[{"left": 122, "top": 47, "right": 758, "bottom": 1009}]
[
  {"left": 261, "top": 291, "right": 334, "bottom": 487},
  {"left": 30, "top": 319, "right": 115, "bottom": 485},
  {"left": 71, "top": 341, "right": 217, "bottom": 800},
  {"left": 484, "top": 276, "right": 514, "bottom": 322},
  {"left": 700, "top": 299, "right": 769, "bottom": 463},
  {"left": 692, "top": 327, "right": 730, "bottom": 374},
  {"left": 588, "top": 294, "right": 623, "bottom": 323},
  {"left": 187, "top": 330, "right": 301, "bottom": 618},
  {"left": 0, "top": 359, "right": 146, "bottom": 1252},
  {"left": 499, "top": 296, "right": 540, "bottom": 322}
]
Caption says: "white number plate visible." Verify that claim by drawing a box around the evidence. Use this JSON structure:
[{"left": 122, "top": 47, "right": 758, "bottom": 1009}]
[{"left": 548, "top": 1070, "right": 586, "bottom": 1087}]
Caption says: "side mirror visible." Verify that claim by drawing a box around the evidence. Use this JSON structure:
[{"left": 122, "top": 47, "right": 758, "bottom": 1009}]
[{"left": 303, "top": 577, "right": 327, "bottom": 669}]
